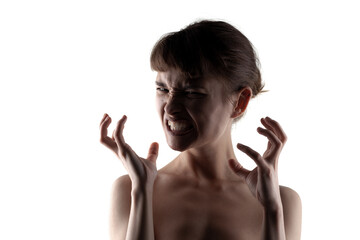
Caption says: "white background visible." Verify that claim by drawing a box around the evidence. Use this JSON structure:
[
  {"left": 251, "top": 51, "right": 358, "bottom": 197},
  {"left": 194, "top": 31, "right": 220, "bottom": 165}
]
[{"left": 1, "top": 0, "right": 359, "bottom": 239}]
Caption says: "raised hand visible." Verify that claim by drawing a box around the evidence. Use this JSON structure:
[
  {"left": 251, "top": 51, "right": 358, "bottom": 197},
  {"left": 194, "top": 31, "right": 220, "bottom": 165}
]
[
  {"left": 99, "top": 113, "right": 159, "bottom": 188},
  {"left": 229, "top": 117, "right": 287, "bottom": 209}
]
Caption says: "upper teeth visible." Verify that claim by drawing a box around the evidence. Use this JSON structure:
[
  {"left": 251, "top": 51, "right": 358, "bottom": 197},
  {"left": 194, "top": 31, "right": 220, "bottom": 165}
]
[{"left": 168, "top": 120, "right": 191, "bottom": 131}]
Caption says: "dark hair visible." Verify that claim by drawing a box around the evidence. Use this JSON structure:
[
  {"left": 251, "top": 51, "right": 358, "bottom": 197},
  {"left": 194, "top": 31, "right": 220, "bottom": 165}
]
[{"left": 150, "top": 20, "right": 264, "bottom": 97}]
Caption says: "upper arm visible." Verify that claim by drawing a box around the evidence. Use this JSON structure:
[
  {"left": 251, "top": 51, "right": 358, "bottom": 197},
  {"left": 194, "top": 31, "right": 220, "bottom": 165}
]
[
  {"left": 280, "top": 186, "right": 302, "bottom": 240},
  {"left": 110, "top": 175, "right": 132, "bottom": 240}
]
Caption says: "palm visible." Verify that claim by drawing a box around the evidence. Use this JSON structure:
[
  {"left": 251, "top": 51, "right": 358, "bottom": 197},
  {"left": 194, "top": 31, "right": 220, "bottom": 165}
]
[
  {"left": 99, "top": 114, "right": 159, "bottom": 186},
  {"left": 122, "top": 146, "right": 158, "bottom": 184},
  {"left": 229, "top": 117, "right": 286, "bottom": 207}
]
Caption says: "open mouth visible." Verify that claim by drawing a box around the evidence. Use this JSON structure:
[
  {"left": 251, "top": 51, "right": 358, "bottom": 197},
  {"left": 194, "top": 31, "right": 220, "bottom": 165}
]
[{"left": 166, "top": 119, "right": 194, "bottom": 136}]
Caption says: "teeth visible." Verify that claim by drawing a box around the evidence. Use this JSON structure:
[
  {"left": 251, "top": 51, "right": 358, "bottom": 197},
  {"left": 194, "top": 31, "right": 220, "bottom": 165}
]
[{"left": 168, "top": 120, "right": 191, "bottom": 131}]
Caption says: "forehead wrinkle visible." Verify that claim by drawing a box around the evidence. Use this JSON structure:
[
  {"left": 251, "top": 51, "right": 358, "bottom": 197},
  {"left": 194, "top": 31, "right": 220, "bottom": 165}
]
[
  {"left": 158, "top": 72, "right": 223, "bottom": 97},
  {"left": 157, "top": 71, "right": 197, "bottom": 90}
]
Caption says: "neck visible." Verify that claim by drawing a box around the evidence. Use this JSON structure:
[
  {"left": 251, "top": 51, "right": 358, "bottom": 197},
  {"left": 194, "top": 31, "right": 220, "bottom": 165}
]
[{"left": 174, "top": 128, "right": 238, "bottom": 182}]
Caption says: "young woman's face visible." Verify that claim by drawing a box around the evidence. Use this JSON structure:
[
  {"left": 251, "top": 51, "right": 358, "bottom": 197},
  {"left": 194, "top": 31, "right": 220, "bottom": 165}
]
[{"left": 155, "top": 69, "right": 235, "bottom": 151}]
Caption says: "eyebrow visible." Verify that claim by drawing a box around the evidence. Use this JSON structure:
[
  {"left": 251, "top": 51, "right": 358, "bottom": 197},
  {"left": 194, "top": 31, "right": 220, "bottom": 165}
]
[
  {"left": 155, "top": 81, "right": 206, "bottom": 90},
  {"left": 155, "top": 81, "right": 166, "bottom": 87}
]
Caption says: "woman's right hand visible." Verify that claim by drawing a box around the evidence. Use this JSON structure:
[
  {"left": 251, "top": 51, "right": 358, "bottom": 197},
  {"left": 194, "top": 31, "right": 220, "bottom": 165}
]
[{"left": 99, "top": 113, "right": 159, "bottom": 188}]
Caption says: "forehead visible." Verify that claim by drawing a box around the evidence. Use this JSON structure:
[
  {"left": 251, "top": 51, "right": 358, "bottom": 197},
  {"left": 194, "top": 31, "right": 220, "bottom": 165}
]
[{"left": 156, "top": 70, "right": 214, "bottom": 89}]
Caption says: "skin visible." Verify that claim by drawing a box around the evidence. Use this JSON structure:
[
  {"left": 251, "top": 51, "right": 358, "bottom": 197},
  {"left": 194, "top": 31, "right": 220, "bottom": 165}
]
[{"left": 99, "top": 68, "right": 302, "bottom": 240}]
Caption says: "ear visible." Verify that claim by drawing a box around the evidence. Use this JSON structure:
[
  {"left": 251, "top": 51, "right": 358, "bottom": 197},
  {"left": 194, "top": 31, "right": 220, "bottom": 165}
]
[{"left": 231, "top": 87, "right": 252, "bottom": 118}]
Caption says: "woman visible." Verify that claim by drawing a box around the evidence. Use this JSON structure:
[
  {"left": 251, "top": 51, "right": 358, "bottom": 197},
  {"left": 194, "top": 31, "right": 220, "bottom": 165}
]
[{"left": 99, "top": 20, "right": 302, "bottom": 240}]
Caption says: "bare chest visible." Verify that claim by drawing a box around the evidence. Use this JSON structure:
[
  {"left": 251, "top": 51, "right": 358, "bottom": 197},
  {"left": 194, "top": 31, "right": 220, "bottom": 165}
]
[{"left": 153, "top": 178, "right": 263, "bottom": 240}]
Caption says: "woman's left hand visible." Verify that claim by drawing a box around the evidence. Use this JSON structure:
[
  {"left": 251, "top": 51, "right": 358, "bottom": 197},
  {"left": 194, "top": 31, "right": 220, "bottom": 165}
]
[{"left": 229, "top": 117, "right": 287, "bottom": 210}]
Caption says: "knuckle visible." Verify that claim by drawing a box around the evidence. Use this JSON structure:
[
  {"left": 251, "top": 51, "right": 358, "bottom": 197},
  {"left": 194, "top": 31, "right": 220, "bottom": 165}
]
[
  {"left": 255, "top": 154, "right": 263, "bottom": 162},
  {"left": 119, "top": 150, "right": 126, "bottom": 158},
  {"left": 99, "top": 137, "right": 106, "bottom": 144},
  {"left": 274, "top": 138, "right": 283, "bottom": 147},
  {"left": 272, "top": 119, "right": 279, "bottom": 125},
  {"left": 113, "top": 132, "right": 121, "bottom": 142},
  {"left": 259, "top": 166, "right": 272, "bottom": 177},
  {"left": 269, "top": 118, "right": 279, "bottom": 125},
  {"left": 113, "top": 134, "right": 119, "bottom": 142}
]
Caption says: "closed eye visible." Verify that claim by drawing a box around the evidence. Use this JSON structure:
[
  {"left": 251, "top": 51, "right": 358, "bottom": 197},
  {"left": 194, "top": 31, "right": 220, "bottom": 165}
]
[
  {"left": 156, "top": 87, "right": 169, "bottom": 93},
  {"left": 186, "top": 91, "right": 206, "bottom": 99}
]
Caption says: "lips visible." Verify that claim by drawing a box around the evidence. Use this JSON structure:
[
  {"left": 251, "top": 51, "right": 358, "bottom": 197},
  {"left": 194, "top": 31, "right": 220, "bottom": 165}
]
[{"left": 166, "top": 119, "right": 193, "bottom": 136}]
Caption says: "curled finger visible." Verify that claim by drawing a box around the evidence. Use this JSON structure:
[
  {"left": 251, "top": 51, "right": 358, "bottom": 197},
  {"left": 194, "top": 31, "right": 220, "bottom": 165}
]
[
  {"left": 257, "top": 127, "right": 282, "bottom": 149},
  {"left": 257, "top": 127, "right": 283, "bottom": 163},
  {"left": 237, "top": 143, "right": 266, "bottom": 168},
  {"left": 262, "top": 117, "right": 287, "bottom": 143},
  {"left": 99, "top": 113, "right": 109, "bottom": 128},
  {"left": 99, "top": 114, "right": 117, "bottom": 151},
  {"left": 114, "top": 115, "right": 128, "bottom": 156}
]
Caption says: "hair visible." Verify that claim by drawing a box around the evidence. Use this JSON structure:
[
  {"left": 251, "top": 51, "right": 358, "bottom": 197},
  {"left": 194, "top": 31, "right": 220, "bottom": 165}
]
[{"left": 150, "top": 19, "right": 264, "bottom": 99}]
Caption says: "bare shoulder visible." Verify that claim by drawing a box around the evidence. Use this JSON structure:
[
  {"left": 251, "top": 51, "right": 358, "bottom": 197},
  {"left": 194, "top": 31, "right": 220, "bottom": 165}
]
[
  {"left": 110, "top": 175, "right": 132, "bottom": 240},
  {"left": 280, "top": 185, "right": 302, "bottom": 240},
  {"left": 280, "top": 186, "right": 301, "bottom": 205},
  {"left": 112, "top": 174, "right": 132, "bottom": 192}
]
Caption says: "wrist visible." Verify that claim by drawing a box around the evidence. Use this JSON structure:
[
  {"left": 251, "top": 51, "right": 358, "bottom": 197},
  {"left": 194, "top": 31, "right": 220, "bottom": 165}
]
[
  {"left": 263, "top": 201, "right": 283, "bottom": 216},
  {"left": 261, "top": 191, "right": 283, "bottom": 212},
  {"left": 131, "top": 183, "right": 154, "bottom": 196}
]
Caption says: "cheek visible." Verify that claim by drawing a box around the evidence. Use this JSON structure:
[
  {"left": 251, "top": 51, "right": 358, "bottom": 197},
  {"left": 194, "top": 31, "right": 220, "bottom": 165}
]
[
  {"left": 155, "top": 97, "right": 165, "bottom": 118},
  {"left": 190, "top": 101, "right": 217, "bottom": 125},
  {"left": 196, "top": 101, "right": 231, "bottom": 132}
]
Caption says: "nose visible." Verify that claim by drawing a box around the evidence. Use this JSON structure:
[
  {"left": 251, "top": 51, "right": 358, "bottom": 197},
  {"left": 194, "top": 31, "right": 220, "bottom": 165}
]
[{"left": 164, "top": 92, "right": 183, "bottom": 116}]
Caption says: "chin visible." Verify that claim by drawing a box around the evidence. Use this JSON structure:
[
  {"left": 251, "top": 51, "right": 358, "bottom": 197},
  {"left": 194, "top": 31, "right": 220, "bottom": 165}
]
[
  {"left": 168, "top": 143, "right": 191, "bottom": 152},
  {"left": 163, "top": 121, "right": 197, "bottom": 152},
  {"left": 166, "top": 138, "right": 193, "bottom": 152},
  {"left": 164, "top": 131, "right": 197, "bottom": 152}
]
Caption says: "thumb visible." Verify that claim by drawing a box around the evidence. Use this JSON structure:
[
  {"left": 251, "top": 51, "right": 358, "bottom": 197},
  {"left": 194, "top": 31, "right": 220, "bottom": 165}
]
[
  {"left": 147, "top": 142, "right": 159, "bottom": 165},
  {"left": 228, "top": 159, "right": 250, "bottom": 180}
]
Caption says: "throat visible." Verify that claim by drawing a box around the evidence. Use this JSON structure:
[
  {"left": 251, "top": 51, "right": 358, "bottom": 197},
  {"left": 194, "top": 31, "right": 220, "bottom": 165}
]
[{"left": 174, "top": 148, "right": 237, "bottom": 181}]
